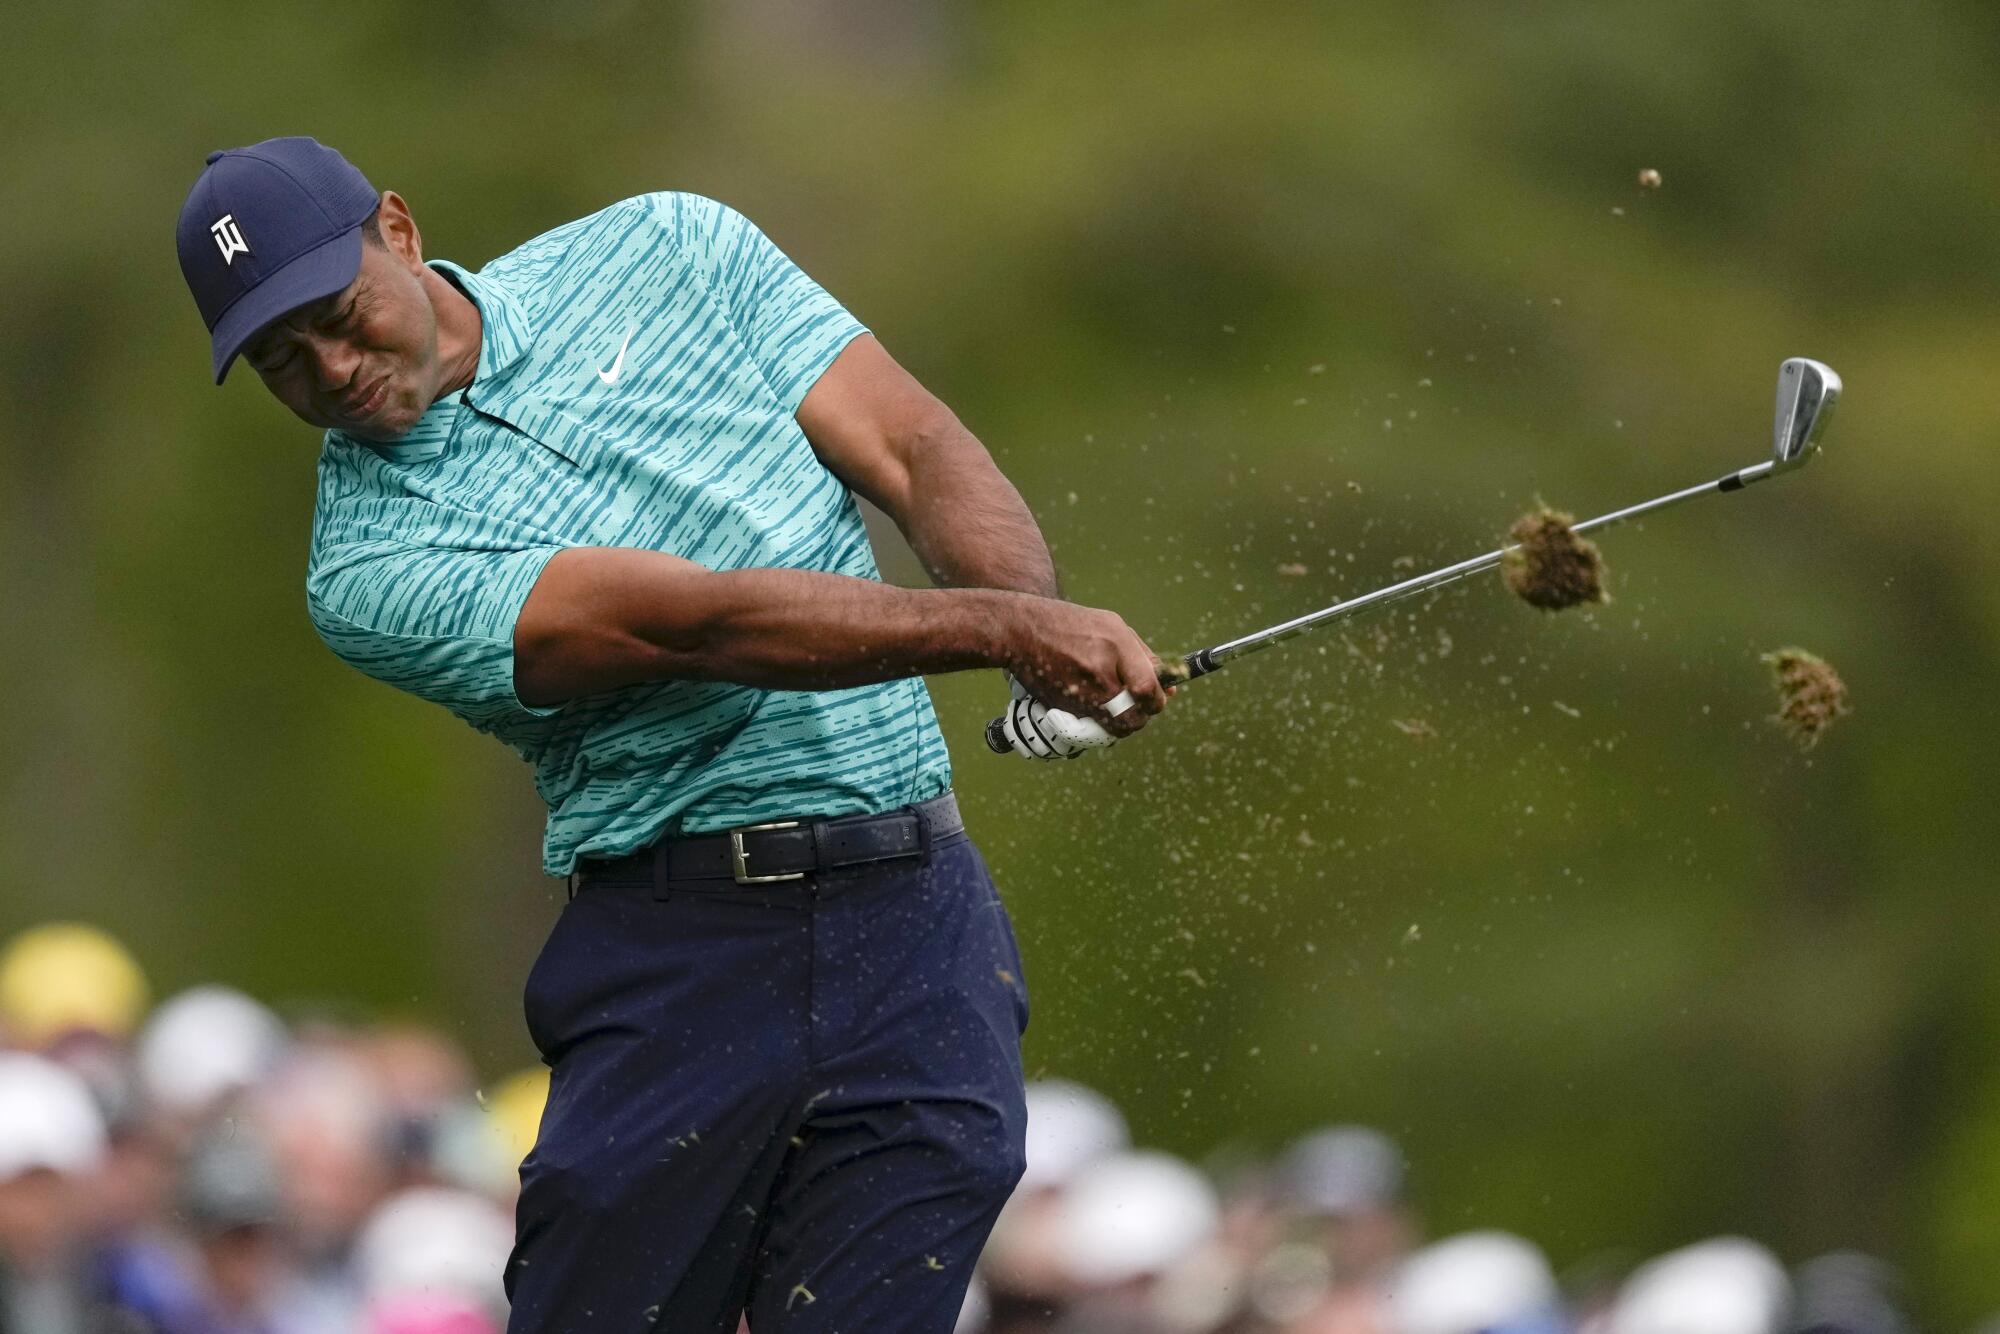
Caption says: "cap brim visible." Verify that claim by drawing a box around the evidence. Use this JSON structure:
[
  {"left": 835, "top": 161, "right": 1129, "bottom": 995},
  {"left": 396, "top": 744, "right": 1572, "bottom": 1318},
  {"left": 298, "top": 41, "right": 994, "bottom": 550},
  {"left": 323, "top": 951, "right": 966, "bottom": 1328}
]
[{"left": 209, "top": 227, "right": 364, "bottom": 384}]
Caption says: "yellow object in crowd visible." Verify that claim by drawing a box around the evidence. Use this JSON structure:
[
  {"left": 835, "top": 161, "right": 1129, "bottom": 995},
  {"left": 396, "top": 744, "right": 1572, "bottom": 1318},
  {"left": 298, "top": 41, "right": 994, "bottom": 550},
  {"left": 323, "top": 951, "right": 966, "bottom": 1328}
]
[
  {"left": 485, "top": 1066, "right": 551, "bottom": 1164},
  {"left": 0, "top": 922, "right": 151, "bottom": 1046}
]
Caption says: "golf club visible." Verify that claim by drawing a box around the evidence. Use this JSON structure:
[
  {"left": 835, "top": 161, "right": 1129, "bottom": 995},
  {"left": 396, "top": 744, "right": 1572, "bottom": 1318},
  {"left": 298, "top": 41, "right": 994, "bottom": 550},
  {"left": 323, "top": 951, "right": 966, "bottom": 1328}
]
[{"left": 986, "top": 357, "right": 1840, "bottom": 755}]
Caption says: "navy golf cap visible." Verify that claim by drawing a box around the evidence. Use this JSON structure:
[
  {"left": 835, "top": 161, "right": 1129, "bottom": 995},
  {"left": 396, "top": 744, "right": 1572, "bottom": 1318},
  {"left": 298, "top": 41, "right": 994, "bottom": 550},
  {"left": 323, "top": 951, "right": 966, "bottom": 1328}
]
[{"left": 176, "top": 137, "right": 380, "bottom": 383}]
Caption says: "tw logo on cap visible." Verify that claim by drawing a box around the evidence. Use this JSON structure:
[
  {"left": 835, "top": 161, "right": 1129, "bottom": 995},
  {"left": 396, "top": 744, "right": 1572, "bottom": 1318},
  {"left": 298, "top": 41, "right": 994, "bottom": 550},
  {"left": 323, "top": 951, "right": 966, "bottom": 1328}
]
[
  {"left": 178, "top": 137, "right": 379, "bottom": 382},
  {"left": 210, "top": 214, "right": 250, "bottom": 265}
]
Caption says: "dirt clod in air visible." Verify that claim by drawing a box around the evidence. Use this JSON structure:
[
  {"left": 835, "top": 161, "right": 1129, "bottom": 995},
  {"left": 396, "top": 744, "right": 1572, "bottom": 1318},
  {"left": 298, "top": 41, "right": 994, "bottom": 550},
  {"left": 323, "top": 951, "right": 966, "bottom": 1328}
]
[
  {"left": 1762, "top": 647, "right": 1849, "bottom": 749},
  {"left": 1276, "top": 562, "right": 1310, "bottom": 577},
  {"left": 1156, "top": 657, "right": 1194, "bottom": 688},
  {"left": 1638, "top": 168, "right": 1663, "bottom": 189},
  {"left": 1390, "top": 718, "right": 1438, "bottom": 741},
  {"left": 1501, "top": 507, "right": 1607, "bottom": 610}
]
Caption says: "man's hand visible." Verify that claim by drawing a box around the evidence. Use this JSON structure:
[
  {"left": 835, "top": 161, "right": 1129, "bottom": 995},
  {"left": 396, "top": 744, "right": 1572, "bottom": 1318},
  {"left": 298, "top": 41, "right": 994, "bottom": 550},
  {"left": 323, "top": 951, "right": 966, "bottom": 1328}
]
[
  {"left": 994, "top": 675, "right": 1118, "bottom": 760},
  {"left": 996, "top": 600, "right": 1169, "bottom": 738}
]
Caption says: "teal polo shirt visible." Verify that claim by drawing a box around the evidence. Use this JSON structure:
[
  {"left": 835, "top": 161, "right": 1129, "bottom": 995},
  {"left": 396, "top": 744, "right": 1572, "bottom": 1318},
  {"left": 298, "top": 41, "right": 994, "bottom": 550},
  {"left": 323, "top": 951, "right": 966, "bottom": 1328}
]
[{"left": 306, "top": 193, "right": 952, "bottom": 876}]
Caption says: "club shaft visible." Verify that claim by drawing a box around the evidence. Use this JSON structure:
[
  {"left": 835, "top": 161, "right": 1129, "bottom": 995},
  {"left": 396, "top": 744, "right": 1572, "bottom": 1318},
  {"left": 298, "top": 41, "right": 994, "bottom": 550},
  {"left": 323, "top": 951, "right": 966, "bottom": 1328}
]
[{"left": 1184, "top": 460, "right": 1775, "bottom": 677}]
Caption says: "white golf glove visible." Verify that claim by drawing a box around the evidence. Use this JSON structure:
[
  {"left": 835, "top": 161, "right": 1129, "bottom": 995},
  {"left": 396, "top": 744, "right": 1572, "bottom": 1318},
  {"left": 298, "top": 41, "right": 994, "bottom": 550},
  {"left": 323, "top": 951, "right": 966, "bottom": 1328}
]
[{"left": 992, "top": 675, "right": 1135, "bottom": 761}]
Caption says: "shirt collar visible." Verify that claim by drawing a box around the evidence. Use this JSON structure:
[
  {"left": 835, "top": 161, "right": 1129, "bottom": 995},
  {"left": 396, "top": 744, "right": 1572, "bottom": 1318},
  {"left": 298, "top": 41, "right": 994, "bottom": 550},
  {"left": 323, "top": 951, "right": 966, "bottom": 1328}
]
[
  {"left": 333, "top": 258, "right": 537, "bottom": 466},
  {"left": 429, "top": 259, "right": 535, "bottom": 383}
]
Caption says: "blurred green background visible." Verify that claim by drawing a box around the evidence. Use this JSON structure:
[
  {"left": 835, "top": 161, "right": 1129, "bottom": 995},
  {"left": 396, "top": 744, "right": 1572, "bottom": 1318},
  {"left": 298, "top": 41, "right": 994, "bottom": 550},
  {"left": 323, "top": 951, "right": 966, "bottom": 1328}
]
[{"left": 3, "top": 0, "right": 1998, "bottom": 1320}]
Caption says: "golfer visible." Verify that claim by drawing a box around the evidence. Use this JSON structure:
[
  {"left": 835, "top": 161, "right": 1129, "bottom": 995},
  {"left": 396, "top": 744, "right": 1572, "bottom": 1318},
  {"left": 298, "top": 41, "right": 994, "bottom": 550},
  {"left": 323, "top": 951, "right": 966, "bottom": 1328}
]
[{"left": 175, "top": 137, "right": 1167, "bottom": 1331}]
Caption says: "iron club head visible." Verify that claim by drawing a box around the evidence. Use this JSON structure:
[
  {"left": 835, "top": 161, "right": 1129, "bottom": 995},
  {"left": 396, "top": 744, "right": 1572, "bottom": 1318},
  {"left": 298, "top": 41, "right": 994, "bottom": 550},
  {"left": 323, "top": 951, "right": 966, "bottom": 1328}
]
[{"left": 1772, "top": 357, "right": 1841, "bottom": 471}]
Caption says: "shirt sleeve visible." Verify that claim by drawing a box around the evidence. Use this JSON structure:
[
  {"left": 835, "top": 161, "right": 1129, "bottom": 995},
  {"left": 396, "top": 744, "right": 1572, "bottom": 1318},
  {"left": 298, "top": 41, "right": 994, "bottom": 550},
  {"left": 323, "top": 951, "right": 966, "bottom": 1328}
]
[
  {"left": 656, "top": 193, "right": 869, "bottom": 413},
  {"left": 307, "top": 540, "right": 567, "bottom": 731}
]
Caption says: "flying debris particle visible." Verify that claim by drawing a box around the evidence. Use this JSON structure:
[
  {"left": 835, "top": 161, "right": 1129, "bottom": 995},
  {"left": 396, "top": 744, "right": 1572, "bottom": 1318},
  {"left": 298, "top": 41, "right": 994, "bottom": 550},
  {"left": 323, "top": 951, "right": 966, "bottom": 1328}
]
[
  {"left": 1345, "top": 481, "right": 1365, "bottom": 494},
  {"left": 996, "top": 968, "right": 1017, "bottom": 986},
  {"left": 1611, "top": 206, "right": 1626, "bottom": 217},
  {"left": 1402, "top": 924, "right": 1422, "bottom": 945},
  {"left": 1390, "top": 718, "right": 1438, "bottom": 741},
  {"left": 1501, "top": 507, "right": 1608, "bottom": 610},
  {"left": 788, "top": 1285, "right": 817, "bottom": 1310},
  {"left": 1307, "top": 363, "right": 1327, "bottom": 375},
  {"left": 924, "top": 1256, "right": 945, "bottom": 1272},
  {"left": 1552, "top": 700, "right": 1582, "bottom": 719},
  {"left": 1276, "top": 562, "right": 1310, "bottom": 577},
  {"left": 1638, "top": 168, "right": 1663, "bottom": 189},
  {"left": 1762, "top": 647, "right": 1849, "bottom": 748},
  {"left": 1178, "top": 967, "right": 1208, "bottom": 988},
  {"left": 1296, "top": 829, "right": 1316, "bottom": 848}
]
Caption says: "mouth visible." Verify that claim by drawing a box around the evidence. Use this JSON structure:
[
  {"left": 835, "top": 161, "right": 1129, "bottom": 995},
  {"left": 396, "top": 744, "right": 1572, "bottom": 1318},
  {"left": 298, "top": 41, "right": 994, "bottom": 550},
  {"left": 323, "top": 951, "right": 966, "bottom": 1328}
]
[{"left": 338, "top": 375, "right": 390, "bottom": 422}]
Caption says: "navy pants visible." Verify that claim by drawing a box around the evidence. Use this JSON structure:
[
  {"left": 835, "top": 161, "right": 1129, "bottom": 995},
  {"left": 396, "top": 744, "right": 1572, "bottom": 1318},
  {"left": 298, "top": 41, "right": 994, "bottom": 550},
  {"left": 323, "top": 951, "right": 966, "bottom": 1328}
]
[{"left": 505, "top": 816, "right": 1030, "bottom": 1333}]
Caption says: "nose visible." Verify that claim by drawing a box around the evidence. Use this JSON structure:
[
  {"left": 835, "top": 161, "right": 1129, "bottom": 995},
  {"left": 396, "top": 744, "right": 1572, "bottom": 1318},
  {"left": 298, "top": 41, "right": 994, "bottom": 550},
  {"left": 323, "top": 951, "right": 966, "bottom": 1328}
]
[{"left": 307, "top": 335, "right": 363, "bottom": 394}]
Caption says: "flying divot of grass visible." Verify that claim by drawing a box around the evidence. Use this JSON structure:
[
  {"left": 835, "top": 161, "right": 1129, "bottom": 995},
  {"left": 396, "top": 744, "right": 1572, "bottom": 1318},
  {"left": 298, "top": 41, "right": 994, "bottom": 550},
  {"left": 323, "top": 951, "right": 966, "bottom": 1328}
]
[
  {"left": 1761, "top": 647, "right": 1849, "bottom": 748},
  {"left": 1500, "top": 507, "right": 1608, "bottom": 610}
]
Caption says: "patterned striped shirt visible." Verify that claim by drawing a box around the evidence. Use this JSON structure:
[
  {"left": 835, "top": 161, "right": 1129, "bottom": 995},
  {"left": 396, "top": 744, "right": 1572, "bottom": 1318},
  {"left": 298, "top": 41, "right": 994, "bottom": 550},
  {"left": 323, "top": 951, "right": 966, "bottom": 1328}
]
[{"left": 307, "top": 193, "right": 951, "bottom": 875}]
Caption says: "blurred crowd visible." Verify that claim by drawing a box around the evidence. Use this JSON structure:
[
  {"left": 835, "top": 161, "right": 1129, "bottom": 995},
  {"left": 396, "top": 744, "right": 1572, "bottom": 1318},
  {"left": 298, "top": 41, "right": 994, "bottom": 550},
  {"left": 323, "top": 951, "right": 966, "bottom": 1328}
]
[
  {"left": 0, "top": 922, "right": 1918, "bottom": 1334},
  {"left": 0, "top": 923, "right": 536, "bottom": 1334},
  {"left": 972, "top": 1087, "right": 1910, "bottom": 1334}
]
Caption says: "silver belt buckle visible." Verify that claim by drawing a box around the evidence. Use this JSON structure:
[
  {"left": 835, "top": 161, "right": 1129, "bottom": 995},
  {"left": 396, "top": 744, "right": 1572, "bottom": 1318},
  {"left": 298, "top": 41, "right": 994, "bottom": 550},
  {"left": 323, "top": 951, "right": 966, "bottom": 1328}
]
[{"left": 730, "top": 821, "right": 807, "bottom": 884}]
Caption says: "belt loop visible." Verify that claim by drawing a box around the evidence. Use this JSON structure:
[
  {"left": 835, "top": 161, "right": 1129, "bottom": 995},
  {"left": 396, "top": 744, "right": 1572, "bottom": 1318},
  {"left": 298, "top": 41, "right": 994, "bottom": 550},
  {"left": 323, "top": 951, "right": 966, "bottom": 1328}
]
[
  {"left": 564, "top": 869, "right": 579, "bottom": 902},
  {"left": 916, "top": 800, "right": 933, "bottom": 864}
]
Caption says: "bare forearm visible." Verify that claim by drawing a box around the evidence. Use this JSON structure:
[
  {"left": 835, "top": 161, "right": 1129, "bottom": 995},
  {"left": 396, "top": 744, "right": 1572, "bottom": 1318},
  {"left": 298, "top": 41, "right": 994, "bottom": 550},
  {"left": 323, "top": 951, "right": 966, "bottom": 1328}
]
[
  {"left": 897, "top": 422, "right": 1061, "bottom": 598},
  {"left": 658, "top": 567, "right": 1024, "bottom": 688},
  {"left": 516, "top": 545, "right": 1167, "bottom": 727},
  {"left": 794, "top": 337, "right": 1060, "bottom": 597},
  {"left": 515, "top": 548, "right": 1032, "bottom": 703}
]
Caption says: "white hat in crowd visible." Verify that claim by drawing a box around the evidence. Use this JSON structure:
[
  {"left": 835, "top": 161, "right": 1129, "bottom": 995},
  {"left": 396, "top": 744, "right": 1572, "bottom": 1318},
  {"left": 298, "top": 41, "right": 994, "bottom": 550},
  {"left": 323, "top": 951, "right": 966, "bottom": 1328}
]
[
  {"left": 1389, "top": 1230, "right": 1558, "bottom": 1334},
  {"left": 1020, "top": 1078, "right": 1130, "bottom": 1192},
  {"left": 135, "top": 985, "right": 288, "bottom": 1116},
  {"left": 0, "top": 1053, "right": 106, "bottom": 1180},
  {"left": 356, "top": 1187, "right": 514, "bottom": 1311},
  {"left": 1611, "top": 1238, "right": 1791, "bottom": 1334},
  {"left": 1051, "top": 1149, "right": 1221, "bottom": 1288},
  {"left": 1281, "top": 1124, "right": 1404, "bottom": 1217}
]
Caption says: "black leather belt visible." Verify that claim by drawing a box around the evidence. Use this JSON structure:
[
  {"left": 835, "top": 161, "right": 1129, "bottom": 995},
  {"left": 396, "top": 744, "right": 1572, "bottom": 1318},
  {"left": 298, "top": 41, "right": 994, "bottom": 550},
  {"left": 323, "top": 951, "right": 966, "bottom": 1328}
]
[{"left": 569, "top": 792, "right": 963, "bottom": 892}]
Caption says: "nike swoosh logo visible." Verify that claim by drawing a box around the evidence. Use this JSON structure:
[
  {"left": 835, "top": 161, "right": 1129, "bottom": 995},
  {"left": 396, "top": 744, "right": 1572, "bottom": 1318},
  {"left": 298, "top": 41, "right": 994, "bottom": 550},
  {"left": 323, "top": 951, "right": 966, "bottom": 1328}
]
[{"left": 597, "top": 329, "right": 634, "bottom": 386}]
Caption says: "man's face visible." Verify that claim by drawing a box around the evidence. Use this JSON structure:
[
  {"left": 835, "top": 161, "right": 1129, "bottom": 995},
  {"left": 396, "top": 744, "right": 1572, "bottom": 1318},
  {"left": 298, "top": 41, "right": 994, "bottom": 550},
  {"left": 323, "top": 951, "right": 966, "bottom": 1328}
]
[{"left": 240, "top": 193, "right": 446, "bottom": 442}]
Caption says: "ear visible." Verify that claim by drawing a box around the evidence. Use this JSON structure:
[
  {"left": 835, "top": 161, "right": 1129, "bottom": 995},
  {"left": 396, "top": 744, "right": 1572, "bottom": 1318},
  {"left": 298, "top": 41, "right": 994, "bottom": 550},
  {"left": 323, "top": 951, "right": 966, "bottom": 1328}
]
[{"left": 375, "top": 190, "right": 426, "bottom": 271}]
